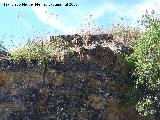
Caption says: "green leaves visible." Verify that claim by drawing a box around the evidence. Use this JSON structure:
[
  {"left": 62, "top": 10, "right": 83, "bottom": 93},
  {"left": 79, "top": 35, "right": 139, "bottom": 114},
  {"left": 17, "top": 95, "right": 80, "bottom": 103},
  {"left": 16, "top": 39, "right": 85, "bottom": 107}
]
[
  {"left": 9, "top": 37, "right": 77, "bottom": 65},
  {"left": 125, "top": 12, "right": 160, "bottom": 117}
]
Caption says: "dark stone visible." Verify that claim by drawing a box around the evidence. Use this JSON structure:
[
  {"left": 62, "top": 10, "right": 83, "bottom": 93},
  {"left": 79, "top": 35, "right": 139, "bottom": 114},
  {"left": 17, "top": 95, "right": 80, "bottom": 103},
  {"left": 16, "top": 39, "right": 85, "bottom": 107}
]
[{"left": 0, "top": 50, "right": 10, "bottom": 57}]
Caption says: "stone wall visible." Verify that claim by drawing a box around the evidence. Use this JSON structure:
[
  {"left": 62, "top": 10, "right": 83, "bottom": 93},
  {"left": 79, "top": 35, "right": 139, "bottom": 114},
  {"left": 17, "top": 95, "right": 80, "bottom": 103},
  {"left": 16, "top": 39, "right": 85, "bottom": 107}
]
[
  {"left": 49, "top": 33, "right": 113, "bottom": 46},
  {"left": 0, "top": 33, "right": 147, "bottom": 120},
  {"left": 0, "top": 69, "right": 144, "bottom": 119}
]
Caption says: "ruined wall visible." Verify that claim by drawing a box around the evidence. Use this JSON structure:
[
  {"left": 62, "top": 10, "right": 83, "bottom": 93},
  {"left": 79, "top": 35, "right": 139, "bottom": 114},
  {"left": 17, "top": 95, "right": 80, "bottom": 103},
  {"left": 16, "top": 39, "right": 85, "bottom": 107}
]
[
  {"left": 0, "top": 34, "right": 145, "bottom": 120},
  {"left": 0, "top": 69, "right": 143, "bottom": 120}
]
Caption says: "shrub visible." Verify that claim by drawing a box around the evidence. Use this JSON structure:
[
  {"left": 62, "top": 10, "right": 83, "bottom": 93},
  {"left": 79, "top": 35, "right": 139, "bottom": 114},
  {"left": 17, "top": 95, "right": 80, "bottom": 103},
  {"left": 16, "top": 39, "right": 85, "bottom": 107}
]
[{"left": 125, "top": 11, "right": 160, "bottom": 118}]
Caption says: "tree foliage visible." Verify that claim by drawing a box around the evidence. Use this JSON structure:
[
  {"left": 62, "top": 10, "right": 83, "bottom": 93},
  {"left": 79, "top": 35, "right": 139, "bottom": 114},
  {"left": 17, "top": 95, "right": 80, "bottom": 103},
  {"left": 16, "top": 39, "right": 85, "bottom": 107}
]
[{"left": 125, "top": 11, "right": 160, "bottom": 117}]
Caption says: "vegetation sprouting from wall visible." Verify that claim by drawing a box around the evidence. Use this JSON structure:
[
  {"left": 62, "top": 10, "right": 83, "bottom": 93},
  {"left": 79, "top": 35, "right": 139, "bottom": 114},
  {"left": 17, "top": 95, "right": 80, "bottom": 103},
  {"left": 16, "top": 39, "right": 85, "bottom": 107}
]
[{"left": 0, "top": 11, "right": 160, "bottom": 120}]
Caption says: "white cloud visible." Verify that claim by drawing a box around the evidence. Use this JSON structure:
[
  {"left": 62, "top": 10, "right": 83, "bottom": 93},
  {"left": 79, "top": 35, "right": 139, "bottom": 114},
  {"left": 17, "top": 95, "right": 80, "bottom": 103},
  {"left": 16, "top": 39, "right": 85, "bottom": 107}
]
[
  {"left": 86, "top": 0, "right": 160, "bottom": 23},
  {"left": 30, "top": 0, "right": 65, "bottom": 31},
  {"left": 29, "top": 0, "right": 160, "bottom": 34},
  {"left": 93, "top": 0, "right": 160, "bottom": 28},
  {"left": 126, "top": 0, "right": 160, "bottom": 20},
  {"left": 30, "top": 0, "right": 121, "bottom": 34}
]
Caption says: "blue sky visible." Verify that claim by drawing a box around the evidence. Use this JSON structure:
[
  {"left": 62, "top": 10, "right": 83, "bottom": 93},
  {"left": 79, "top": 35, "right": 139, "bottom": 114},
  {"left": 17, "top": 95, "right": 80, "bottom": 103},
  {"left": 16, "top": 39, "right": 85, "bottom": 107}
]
[{"left": 0, "top": 0, "right": 160, "bottom": 51}]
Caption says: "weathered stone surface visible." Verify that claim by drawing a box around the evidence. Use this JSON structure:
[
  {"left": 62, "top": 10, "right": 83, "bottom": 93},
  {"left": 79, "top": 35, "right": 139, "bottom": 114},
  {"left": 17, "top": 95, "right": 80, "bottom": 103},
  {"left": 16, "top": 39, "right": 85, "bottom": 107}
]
[
  {"left": 0, "top": 68, "right": 145, "bottom": 120},
  {"left": 0, "top": 50, "right": 10, "bottom": 57},
  {"left": 0, "top": 33, "right": 147, "bottom": 120},
  {"left": 49, "top": 33, "right": 113, "bottom": 46}
]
